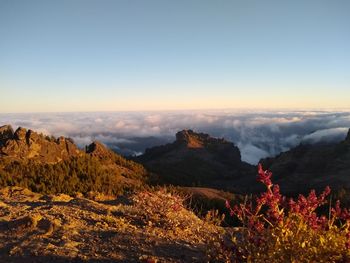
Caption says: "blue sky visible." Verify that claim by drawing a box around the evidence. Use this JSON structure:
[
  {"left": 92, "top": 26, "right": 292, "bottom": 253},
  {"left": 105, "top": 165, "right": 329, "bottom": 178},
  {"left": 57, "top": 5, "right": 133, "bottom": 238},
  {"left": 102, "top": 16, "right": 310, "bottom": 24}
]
[{"left": 1, "top": 0, "right": 349, "bottom": 112}]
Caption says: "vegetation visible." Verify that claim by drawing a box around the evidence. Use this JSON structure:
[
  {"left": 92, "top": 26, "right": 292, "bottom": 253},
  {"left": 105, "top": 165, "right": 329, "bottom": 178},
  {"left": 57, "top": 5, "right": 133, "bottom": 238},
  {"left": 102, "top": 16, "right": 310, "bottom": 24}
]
[
  {"left": 0, "top": 156, "right": 146, "bottom": 195},
  {"left": 222, "top": 164, "right": 350, "bottom": 262}
]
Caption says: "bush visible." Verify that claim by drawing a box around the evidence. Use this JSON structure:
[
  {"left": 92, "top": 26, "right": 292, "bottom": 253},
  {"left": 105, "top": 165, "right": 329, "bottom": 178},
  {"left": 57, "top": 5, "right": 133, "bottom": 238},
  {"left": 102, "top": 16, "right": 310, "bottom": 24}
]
[{"left": 224, "top": 164, "right": 350, "bottom": 262}]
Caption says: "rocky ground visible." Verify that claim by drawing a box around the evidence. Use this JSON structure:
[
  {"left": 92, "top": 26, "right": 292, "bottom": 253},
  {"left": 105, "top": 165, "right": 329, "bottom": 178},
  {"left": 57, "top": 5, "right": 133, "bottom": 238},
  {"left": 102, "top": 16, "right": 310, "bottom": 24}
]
[{"left": 0, "top": 187, "right": 227, "bottom": 263}]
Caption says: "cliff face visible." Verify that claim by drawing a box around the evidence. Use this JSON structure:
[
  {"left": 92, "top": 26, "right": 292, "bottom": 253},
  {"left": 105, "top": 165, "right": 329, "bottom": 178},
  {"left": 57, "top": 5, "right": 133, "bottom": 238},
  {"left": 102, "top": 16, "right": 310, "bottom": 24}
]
[
  {"left": 137, "top": 130, "right": 255, "bottom": 190},
  {"left": 0, "top": 125, "right": 82, "bottom": 163}
]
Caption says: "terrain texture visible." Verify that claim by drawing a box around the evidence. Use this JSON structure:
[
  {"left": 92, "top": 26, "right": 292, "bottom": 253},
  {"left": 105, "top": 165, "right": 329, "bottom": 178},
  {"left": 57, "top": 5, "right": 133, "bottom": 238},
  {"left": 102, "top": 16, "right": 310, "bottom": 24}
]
[
  {"left": 0, "top": 186, "right": 224, "bottom": 263},
  {"left": 1, "top": 124, "right": 350, "bottom": 262}
]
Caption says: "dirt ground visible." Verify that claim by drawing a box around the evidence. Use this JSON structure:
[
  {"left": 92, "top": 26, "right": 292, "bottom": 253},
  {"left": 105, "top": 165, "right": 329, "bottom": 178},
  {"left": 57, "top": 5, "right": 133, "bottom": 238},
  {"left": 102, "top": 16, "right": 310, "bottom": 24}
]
[{"left": 0, "top": 187, "right": 226, "bottom": 263}]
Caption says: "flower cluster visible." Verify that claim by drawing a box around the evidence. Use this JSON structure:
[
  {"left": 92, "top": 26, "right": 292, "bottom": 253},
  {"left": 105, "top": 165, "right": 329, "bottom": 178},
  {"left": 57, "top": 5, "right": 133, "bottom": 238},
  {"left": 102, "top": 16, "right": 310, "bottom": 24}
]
[{"left": 225, "top": 164, "right": 350, "bottom": 262}]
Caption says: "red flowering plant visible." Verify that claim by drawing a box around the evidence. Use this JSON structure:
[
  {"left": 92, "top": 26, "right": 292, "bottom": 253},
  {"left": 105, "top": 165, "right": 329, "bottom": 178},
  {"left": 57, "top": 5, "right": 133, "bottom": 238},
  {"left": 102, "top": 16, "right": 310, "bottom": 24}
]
[{"left": 224, "top": 164, "right": 350, "bottom": 262}]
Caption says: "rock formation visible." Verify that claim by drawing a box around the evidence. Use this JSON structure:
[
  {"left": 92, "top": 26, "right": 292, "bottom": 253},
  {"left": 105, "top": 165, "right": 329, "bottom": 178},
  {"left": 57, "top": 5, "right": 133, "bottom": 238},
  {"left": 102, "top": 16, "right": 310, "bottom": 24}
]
[
  {"left": 86, "top": 141, "right": 116, "bottom": 160},
  {"left": 0, "top": 125, "right": 14, "bottom": 147},
  {"left": 0, "top": 126, "right": 82, "bottom": 163}
]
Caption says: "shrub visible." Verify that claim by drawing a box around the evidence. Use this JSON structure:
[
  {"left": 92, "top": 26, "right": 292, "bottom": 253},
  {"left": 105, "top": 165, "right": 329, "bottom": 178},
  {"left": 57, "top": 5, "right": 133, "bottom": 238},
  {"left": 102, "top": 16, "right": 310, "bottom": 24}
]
[{"left": 224, "top": 164, "right": 350, "bottom": 262}]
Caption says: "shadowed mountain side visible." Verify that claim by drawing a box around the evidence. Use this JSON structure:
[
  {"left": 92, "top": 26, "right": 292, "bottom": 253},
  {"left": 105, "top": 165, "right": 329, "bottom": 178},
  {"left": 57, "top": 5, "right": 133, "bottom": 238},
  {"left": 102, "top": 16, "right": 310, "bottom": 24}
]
[
  {"left": 261, "top": 128, "right": 350, "bottom": 195},
  {"left": 136, "top": 130, "right": 257, "bottom": 192}
]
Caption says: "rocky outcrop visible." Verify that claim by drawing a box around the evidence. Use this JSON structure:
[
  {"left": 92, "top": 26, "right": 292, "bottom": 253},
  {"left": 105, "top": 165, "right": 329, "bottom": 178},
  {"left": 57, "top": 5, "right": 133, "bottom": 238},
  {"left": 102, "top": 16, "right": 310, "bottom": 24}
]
[
  {"left": 0, "top": 125, "right": 14, "bottom": 147},
  {"left": 0, "top": 126, "right": 82, "bottom": 163},
  {"left": 86, "top": 141, "right": 116, "bottom": 160},
  {"left": 137, "top": 130, "right": 255, "bottom": 190}
]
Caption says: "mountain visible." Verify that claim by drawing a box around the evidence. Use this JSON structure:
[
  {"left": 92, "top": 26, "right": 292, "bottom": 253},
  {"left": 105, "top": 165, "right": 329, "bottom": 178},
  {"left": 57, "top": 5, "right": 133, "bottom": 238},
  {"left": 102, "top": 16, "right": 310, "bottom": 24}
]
[
  {"left": 261, "top": 128, "right": 350, "bottom": 194},
  {"left": 3, "top": 124, "right": 350, "bottom": 198},
  {"left": 0, "top": 125, "right": 147, "bottom": 195},
  {"left": 137, "top": 128, "right": 350, "bottom": 197},
  {"left": 136, "top": 129, "right": 256, "bottom": 191}
]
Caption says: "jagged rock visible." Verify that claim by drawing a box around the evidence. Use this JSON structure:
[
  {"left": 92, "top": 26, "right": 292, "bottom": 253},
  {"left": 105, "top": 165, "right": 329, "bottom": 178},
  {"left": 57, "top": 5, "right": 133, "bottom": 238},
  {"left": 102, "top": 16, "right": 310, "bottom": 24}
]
[
  {"left": 175, "top": 129, "right": 230, "bottom": 149},
  {"left": 86, "top": 141, "right": 116, "bottom": 160},
  {"left": 14, "top": 127, "right": 27, "bottom": 141},
  {"left": 175, "top": 130, "right": 210, "bottom": 148},
  {"left": 0, "top": 125, "right": 82, "bottom": 163},
  {"left": 0, "top": 125, "right": 14, "bottom": 147}
]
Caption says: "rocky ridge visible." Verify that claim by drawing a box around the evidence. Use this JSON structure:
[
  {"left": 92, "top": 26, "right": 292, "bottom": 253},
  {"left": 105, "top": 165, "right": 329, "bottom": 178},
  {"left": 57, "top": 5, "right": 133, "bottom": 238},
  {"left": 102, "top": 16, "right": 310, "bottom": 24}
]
[{"left": 0, "top": 125, "right": 81, "bottom": 164}]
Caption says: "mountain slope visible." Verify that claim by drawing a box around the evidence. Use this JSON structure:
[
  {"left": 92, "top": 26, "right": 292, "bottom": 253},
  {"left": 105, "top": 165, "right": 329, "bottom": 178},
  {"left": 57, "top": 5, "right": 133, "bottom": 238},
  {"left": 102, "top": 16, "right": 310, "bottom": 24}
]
[
  {"left": 0, "top": 125, "right": 147, "bottom": 195},
  {"left": 261, "top": 128, "right": 350, "bottom": 194}
]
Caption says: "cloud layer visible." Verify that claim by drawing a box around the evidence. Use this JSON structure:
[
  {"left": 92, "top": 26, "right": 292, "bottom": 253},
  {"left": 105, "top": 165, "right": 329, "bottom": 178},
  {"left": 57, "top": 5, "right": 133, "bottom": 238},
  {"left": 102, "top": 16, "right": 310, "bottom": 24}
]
[{"left": 1, "top": 110, "right": 350, "bottom": 164}]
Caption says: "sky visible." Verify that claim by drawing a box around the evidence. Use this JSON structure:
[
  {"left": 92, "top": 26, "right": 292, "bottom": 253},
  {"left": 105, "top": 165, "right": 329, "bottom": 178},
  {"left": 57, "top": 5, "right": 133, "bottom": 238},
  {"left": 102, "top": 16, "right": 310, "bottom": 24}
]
[{"left": 0, "top": 0, "right": 349, "bottom": 113}]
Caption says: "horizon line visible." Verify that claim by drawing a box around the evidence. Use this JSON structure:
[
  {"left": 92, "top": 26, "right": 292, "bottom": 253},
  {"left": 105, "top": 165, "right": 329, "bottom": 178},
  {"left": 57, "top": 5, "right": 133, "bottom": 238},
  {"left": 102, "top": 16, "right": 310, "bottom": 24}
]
[{"left": 2, "top": 107, "right": 350, "bottom": 115}]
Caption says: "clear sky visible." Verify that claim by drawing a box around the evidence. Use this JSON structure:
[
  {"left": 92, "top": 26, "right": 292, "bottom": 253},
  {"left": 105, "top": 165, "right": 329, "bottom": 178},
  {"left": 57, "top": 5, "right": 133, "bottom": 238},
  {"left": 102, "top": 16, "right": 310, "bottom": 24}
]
[{"left": 0, "top": 0, "right": 349, "bottom": 113}]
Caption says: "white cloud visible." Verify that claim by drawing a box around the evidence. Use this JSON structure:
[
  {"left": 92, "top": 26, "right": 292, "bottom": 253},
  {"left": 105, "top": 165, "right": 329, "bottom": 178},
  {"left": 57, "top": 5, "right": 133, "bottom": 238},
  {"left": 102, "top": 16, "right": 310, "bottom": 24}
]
[
  {"left": 1, "top": 109, "right": 349, "bottom": 164},
  {"left": 301, "top": 127, "right": 349, "bottom": 144}
]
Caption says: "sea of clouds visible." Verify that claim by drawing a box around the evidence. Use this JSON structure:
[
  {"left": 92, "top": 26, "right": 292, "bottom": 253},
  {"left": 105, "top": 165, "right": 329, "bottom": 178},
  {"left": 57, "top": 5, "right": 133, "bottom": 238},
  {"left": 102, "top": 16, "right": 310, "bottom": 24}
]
[{"left": 1, "top": 109, "right": 350, "bottom": 164}]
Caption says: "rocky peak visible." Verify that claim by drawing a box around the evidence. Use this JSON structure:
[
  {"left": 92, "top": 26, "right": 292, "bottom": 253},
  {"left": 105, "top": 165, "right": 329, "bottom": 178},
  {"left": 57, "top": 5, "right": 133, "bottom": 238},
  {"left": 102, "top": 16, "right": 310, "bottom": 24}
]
[
  {"left": 175, "top": 129, "right": 228, "bottom": 149},
  {"left": 14, "top": 127, "right": 27, "bottom": 141},
  {"left": 176, "top": 130, "right": 206, "bottom": 148},
  {"left": 0, "top": 125, "right": 14, "bottom": 147},
  {"left": 176, "top": 130, "right": 209, "bottom": 142},
  {"left": 86, "top": 141, "right": 115, "bottom": 160}
]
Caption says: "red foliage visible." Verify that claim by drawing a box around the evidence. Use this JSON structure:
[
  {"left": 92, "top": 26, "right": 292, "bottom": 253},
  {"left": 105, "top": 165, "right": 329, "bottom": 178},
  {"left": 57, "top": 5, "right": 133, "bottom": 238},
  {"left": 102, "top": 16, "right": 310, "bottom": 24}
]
[{"left": 225, "top": 164, "right": 350, "bottom": 259}]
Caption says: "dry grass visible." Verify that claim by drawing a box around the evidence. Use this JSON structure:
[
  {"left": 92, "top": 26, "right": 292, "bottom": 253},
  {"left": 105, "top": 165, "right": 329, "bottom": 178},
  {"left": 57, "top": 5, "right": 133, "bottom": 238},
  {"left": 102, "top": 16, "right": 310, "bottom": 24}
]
[{"left": 0, "top": 186, "right": 225, "bottom": 262}]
